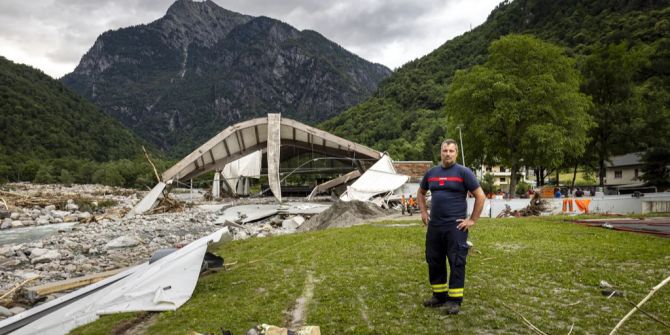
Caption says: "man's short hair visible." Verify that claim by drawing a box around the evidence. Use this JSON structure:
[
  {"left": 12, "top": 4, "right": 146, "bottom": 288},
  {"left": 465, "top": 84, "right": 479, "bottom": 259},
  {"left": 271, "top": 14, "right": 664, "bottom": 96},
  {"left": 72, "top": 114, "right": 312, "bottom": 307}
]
[{"left": 441, "top": 139, "right": 459, "bottom": 150}]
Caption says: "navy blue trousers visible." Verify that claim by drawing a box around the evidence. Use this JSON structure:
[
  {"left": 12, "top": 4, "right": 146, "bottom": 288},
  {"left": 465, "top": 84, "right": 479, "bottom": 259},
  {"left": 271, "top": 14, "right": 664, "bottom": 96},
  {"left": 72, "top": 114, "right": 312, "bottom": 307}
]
[{"left": 425, "top": 222, "right": 469, "bottom": 303}]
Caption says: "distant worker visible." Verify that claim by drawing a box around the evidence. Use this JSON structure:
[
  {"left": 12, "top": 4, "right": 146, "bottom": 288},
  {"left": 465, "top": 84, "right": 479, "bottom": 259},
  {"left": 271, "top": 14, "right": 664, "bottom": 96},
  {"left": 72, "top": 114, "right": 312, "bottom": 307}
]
[
  {"left": 417, "top": 139, "right": 485, "bottom": 315},
  {"left": 401, "top": 195, "right": 407, "bottom": 215},
  {"left": 554, "top": 187, "right": 562, "bottom": 198},
  {"left": 408, "top": 195, "right": 416, "bottom": 216},
  {"left": 575, "top": 188, "right": 584, "bottom": 197}
]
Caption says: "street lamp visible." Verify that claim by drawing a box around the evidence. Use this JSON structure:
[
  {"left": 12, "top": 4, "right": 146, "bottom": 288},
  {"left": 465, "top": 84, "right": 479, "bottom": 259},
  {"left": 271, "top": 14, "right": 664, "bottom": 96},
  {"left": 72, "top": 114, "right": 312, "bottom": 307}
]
[{"left": 456, "top": 125, "right": 465, "bottom": 167}]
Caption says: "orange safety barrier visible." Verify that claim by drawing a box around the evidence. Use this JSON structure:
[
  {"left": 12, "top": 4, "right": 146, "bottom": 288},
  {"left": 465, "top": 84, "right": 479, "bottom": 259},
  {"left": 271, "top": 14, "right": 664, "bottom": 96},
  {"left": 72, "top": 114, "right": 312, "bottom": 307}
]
[
  {"left": 575, "top": 199, "right": 591, "bottom": 213},
  {"left": 563, "top": 198, "right": 591, "bottom": 213},
  {"left": 562, "top": 199, "right": 574, "bottom": 212}
]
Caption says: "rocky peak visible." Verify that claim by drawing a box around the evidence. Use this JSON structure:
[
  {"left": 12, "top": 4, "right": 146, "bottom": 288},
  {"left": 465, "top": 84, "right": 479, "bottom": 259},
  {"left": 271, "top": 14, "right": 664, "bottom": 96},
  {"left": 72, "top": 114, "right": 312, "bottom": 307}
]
[
  {"left": 157, "top": 0, "right": 253, "bottom": 48},
  {"left": 61, "top": 0, "right": 392, "bottom": 155},
  {"left": 227, "top": 16, "right": 301, "bottom": 46}
]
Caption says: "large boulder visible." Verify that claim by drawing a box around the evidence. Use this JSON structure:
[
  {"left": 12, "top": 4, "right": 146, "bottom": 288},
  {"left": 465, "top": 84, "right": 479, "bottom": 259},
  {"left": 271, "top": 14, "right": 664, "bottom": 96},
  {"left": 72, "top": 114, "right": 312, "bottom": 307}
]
[
  {"left": 105, "top": 236, "right": 140, "bottom": 249},
  {"left": 1, "top": 219, "right": 11, "bottom": 230},
  {"left": 30, "top": 249, "right": 62, "bottom": 264},
  {"left": 282, "top": 215, "right": 305, "bottom": 230}
]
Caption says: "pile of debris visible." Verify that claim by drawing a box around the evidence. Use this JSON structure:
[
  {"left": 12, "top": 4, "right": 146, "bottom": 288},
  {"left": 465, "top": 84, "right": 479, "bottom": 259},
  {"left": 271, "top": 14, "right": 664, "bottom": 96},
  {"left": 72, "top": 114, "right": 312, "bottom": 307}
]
[
  {"left": 497, "top": 193, "right": 550, "bottom": 218},
  {"left": 0, "top": 183, "right": 138, "bottom": 229},
  {"left": 0, "top": 183, "right": 397, "bottom": 322},
  {"left": 518, "top": 193, "right": 551, "bottom": 216},
  {"left": 298, "top": 200, "right": 390, "bottom": 231}
]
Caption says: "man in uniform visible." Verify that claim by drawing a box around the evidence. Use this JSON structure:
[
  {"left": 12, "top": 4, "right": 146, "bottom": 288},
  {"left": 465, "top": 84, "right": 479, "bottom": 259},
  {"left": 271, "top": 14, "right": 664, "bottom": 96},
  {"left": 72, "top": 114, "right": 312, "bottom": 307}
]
[
  {"left": 417, "top": 139, "right": 485, "bottom": 314},
  {"left": 408, "top": 195, "right": 415, "bottom": 215}
]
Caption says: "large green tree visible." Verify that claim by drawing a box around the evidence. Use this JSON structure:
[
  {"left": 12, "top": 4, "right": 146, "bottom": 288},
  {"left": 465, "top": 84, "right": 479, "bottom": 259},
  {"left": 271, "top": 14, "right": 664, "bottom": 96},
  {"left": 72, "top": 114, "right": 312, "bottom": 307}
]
[
  {"left": 580, "top": 42, "right": 647, "bottom": 186},
  {"left": 445, "top": 34, "right": 593, "bottom": 197},
  {"left": 637, "top": 38, "right": 670, "bottom": 190}
]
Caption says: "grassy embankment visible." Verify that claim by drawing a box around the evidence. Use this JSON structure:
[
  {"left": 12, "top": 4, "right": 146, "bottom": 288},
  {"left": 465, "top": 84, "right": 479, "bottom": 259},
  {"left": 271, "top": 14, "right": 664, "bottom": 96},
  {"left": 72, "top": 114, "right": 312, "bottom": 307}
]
[{"left": 72, "top": 216, "right": 670, "bottom": 334}]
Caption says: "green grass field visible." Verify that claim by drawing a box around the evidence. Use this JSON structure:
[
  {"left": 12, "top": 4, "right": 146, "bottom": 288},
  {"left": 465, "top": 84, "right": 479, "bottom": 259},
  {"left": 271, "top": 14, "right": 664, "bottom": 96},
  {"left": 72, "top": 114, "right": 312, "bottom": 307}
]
[
  {"left": 71, "top": 216, "right": 670, "bottom": 335},
  {"left": 555, "top": 171, "right": 597, "bottom": 186}
]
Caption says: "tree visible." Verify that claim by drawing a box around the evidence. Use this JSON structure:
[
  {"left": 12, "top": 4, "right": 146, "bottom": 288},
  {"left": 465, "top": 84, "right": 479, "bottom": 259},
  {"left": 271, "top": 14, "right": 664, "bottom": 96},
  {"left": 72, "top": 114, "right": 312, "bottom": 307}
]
[
  {"left": 92, "top": 166, "right": 124, "bottom": 187},
  {"left": 639, "top": 148, "right": 670, "bottom": 191},
  {"left": 445, "top": 34, "right": 593, "bottom": 197},
  {"left": 580, "top": 42, "right": 646, "bottom": 186},
  {"left": 638, "top": 83, "right": 670, "bottom": 190},
  {"left": 59, "top": 169, "right": 75, "bottom": 186},
  {"left": 33, "top": 165, "right": 54, "bottom": 184},
  {"left": 480, "top": 173, "right": 495, "bottom": 194}
]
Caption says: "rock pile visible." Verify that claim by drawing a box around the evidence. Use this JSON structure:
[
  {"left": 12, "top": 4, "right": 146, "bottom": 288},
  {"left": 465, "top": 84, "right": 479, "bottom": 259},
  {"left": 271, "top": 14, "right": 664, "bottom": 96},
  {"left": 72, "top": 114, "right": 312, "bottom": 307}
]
[
  {"left": 298, "top": 200, "right": 389, "bottom": 231},
  {"left": 0, "top": 184, "right": 333, "bottom": 319}
]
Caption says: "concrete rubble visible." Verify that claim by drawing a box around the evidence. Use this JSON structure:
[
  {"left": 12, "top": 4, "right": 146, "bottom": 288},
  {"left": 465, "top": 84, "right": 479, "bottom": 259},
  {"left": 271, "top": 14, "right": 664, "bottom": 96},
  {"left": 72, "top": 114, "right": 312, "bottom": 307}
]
[{"left": 0, "top": 183, "right": 354, "bottom": 320}]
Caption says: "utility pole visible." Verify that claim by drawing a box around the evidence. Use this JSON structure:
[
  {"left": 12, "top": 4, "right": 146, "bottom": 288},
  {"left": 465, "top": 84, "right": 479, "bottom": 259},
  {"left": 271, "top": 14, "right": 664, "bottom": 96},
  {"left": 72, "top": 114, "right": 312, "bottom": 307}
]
[{"left": 456, "top": 125, "right": 465, "bottom": 167}]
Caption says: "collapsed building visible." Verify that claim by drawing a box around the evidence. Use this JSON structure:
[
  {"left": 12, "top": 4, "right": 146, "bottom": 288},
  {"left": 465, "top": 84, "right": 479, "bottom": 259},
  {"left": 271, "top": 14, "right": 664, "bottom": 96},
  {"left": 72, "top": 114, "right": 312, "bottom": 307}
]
[{"left": 130, "top": 113, "right": 409, "bottom": 216}]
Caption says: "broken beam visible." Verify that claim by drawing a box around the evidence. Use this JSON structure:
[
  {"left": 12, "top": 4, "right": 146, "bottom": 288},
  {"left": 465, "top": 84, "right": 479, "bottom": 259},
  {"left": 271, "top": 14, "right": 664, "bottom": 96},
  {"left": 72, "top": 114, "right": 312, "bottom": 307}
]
[{"left": 22, "top": 268, "right": 127, "bottom": 300}]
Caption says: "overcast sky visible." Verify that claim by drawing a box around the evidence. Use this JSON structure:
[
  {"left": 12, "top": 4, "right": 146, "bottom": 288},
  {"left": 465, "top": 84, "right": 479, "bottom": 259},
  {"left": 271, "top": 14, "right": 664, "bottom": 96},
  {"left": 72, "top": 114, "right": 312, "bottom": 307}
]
[{"left": 0, "top": 0, "right": 501, "bottom": 79}]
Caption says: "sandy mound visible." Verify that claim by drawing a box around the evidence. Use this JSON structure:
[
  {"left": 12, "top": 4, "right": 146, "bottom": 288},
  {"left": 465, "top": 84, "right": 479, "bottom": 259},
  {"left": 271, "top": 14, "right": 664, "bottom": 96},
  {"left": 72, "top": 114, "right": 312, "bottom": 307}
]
[{"left": 298, "top": 200, "right": 389, "bottom": 232}]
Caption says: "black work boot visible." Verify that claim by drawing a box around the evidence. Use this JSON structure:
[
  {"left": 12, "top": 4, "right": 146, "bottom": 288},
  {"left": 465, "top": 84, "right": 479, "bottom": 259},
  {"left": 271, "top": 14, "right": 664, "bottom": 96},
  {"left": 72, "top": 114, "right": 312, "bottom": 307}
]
[
  {"left": 423, "top": 296, "right": 446, "bottom": 308},
  {"left": 444, "top": 301, "right": 460, "bottom": 315}
]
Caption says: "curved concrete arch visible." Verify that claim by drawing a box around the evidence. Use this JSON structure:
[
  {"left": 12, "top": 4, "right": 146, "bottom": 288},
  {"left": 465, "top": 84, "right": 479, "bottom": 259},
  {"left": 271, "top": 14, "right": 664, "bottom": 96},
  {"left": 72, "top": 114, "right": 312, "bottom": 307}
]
[
  {"left": 131, "top": 114, "right": 383, "bottom": 215},
  {"left": 162, "top": 114, "right": 382, "bottom": 182}
]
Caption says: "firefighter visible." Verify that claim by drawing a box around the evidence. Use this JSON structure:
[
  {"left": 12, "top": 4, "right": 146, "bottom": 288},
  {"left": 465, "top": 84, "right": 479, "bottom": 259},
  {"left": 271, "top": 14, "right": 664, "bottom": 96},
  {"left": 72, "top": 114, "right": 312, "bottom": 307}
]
[
  {"left": 417, "top": 139, "right": 485, "bottom": 315},
  {"left": 408, "top": 195, "right": 416, "bottom": 215}
]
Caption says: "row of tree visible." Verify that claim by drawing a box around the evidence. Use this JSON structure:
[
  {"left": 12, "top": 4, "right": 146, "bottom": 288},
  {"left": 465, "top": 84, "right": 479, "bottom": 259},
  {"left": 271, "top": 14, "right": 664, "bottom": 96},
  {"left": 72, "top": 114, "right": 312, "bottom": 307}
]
[
  {"left": 0, "top": 157, "right": 176, "bottom": 189},
  {"left": 446, "top": 34, "right": 669, "bottom": 194}
]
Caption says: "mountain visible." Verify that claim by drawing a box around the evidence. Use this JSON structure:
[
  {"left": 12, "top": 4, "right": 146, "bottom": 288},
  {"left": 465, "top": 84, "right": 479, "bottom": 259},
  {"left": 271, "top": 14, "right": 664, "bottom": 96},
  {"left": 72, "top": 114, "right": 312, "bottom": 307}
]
[
  {"left": 0, "top": 56, "right": 146, "bottom": 171},
  {"left": 320, "top": 0, "right": 670, "bottom": 161},
  {"left": 62, "top": 0, "right": 391, "bottom": 156}
]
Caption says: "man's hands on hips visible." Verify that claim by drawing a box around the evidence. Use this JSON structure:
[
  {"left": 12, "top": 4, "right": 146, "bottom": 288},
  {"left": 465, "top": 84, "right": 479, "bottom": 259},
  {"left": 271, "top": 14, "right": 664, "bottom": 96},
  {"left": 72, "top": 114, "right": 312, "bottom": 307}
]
[
  {"left": 421, "top": 211, "right": 430, "bottom": 226},
  {"left": 456, "top": 218, "right": 476, "bottom": 231}
]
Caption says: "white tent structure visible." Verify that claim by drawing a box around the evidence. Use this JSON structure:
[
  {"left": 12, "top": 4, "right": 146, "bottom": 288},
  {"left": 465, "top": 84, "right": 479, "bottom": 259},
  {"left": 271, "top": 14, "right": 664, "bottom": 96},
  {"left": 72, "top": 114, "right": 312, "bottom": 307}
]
[
  {"left": 220, "top": 150, "right": 262, "bottom": 196},
  {"left": 340, "top": 154, "right": 409, "bottom": 202}
]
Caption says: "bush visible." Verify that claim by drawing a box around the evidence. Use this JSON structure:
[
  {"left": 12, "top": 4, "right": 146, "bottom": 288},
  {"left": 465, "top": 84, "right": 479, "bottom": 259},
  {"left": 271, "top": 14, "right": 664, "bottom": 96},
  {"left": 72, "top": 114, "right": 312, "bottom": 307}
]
[
  {"left": 515, "top": 181, "right": 531, "bottom": 195},
  {"left": 92, "top": 167, "right": 124, "bottom": 187},
  {"left": 480, "top": 173, "right": 495, "bottom": 194},
  {"left": 33, "top": 165, "right": 55, "bottom": 184},
  {"left": 59, "top": 169, "right": 75, "bottom": 186}
]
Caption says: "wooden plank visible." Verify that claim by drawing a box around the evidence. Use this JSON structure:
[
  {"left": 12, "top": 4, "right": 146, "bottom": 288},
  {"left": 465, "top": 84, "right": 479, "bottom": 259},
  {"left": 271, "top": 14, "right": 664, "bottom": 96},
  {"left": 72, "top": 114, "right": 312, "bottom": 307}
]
[{"left": 23, "top": 268, "right": 127, "bottom": 298}]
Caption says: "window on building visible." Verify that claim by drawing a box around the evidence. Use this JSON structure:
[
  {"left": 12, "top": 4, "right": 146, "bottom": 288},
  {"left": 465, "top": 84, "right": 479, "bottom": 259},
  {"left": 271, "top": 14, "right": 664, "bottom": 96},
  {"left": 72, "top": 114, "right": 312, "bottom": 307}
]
[
  {"left": 634, "top": 169, "right": 639, "bottom": 178},
  {"left": 614, "top": 170, "right": 622, "bottom": 179},
  {"left": 500, "top": 167, "right": 506, "bottom": 173},
  {"left": 486, "top": 167, "right": 492, "bottom": 172},
  {"left": 500, "top": 177, "right": 506, "bottom": 182}
]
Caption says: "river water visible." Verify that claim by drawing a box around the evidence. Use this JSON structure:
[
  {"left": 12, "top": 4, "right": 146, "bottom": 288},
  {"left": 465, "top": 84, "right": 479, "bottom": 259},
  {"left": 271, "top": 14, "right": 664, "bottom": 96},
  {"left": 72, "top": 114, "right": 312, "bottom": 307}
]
[{"left": 0, "top": 222, "right": 77, "bottom": 246}]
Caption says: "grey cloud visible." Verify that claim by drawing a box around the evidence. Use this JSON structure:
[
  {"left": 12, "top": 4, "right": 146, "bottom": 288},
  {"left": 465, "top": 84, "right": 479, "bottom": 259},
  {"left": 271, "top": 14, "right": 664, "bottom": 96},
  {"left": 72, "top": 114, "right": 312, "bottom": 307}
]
[{"left": 0, "top": 0, "right": 499, "bottom": 77}]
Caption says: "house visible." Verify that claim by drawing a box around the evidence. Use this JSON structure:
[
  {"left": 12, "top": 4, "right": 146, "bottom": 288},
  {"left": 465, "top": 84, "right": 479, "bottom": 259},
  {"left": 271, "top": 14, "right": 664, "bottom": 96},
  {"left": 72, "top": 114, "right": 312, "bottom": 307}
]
[
  {"left": 605, "top": 152, "right": 644, "bottom": 187},
  {"left": 393, "top": 161, "right": 432, "bottom": 183},
  {"left": 477, "top": 165, "right": 534, "bottom": 192}
]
